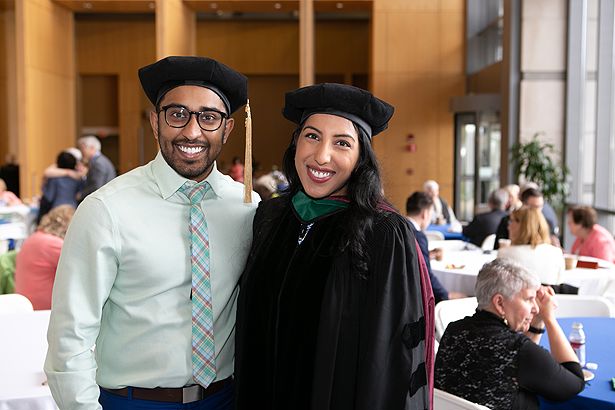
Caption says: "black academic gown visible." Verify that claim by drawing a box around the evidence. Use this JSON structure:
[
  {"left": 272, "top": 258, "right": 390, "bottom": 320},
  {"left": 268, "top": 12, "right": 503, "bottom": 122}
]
[{"left": 235, "top": 196, "right": 429, "bottom": 410}]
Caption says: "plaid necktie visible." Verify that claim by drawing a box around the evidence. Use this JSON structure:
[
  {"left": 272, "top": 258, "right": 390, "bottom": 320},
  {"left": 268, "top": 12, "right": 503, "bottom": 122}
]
[{"left": 180, "top": 180, "right": 216, "bottom": 388}]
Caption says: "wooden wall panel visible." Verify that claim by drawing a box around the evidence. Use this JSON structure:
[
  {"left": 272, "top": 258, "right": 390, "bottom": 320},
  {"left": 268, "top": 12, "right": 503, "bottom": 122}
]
[
  {"left": 76, "top": 18, "right": 156, "bottom": 172},
  {"left": 468, "top": 62, "right": 502, "bottom": 94},
  {"left": 372, "top": 0, "right": 465, "bottom": 211},
  {"left": 16, "top": 0, "right": 75, "bottom": 200},
  {"left": 0, "top": 8, "right": 12, "bottom": 165}
]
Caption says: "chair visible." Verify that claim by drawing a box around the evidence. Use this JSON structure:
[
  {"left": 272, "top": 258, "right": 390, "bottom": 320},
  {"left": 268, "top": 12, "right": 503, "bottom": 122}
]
[
  {"left": 554, "top": 294, "right": 614, "bottom": 318},
  {"left": 435, "top": 297, "right": 478, "bottom": 341},
  {"left": 0, "top": 293, "right": 34, "bottom": 314},
  {"left": 480, "top": 234, "right": 496, "bottom": 251},
  {"left": 434, "top": 388, "right": 491, "bottom": 409},
  {"left": 425, "top": 230, "right": 445, "bottom": 241}
]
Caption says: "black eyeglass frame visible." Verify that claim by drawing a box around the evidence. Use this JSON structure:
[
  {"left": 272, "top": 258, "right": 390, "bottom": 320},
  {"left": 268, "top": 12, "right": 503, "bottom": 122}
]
[{"left": 158, "top": 104, "right": 228, "bottom": 132}]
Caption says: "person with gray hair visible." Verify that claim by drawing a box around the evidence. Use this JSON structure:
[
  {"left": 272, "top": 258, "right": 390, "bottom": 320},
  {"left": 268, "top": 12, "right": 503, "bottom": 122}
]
[
  {"left": 462, "top": 188, "right": 509, "bottom": 247},
  {"left": 435, "top": 258, "right": 584, "bottom": 409},
  {"left": 77, "top": 135, "right": 116, "bottom": 202},
  {"left": 423, "top": 179, "right": 462, "bottom": 232}
]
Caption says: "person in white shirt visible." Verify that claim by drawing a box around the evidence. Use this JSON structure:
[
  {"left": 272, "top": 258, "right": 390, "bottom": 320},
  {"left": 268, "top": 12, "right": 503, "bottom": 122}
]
[
  {"left": 497, "top": 207, "right": 564, "bottom": 285},
  {"left": 44, "top": 56, "right": 259, "bottom": 410},
  {"left": 423, "top": 179, "right": 462, "bottom": 233}
]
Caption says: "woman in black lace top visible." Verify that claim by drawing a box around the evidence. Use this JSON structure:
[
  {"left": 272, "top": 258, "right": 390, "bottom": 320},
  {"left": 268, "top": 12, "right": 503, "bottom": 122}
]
[{"left": 435, "top": 258, "right": 584, "bottom": 410}]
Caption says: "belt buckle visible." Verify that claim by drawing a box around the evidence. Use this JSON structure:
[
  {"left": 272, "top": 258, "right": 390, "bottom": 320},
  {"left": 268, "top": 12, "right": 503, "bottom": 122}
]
[{"left": 182, "top": 385, "right": 203, "bottom": 404}]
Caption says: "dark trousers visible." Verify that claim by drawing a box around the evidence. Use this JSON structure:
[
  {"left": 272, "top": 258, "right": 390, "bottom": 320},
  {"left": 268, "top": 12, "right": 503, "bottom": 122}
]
[{"left": 98, "top": 382, "right": 234, "bottom": 410}]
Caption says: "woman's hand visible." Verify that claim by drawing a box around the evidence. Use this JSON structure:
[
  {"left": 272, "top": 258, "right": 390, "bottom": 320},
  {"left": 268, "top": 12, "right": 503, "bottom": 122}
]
[{"left": 534, "top": 286, "right": 556, "bottom": 324}]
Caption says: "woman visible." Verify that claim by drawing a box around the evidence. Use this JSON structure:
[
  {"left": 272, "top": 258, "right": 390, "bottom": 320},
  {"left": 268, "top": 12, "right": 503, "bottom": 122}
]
[
  {"left": 497, "top": 207, "right": 564, "bottom": 285},
  {"left": 435, "top": 258, "right": 584, "bottom": 409},
  {"left": 15, "top": 205, "right": 75, "bottom": 310},
  {"left": 567, "top": 205, "right": 615, "bottom": 263},
  {"left": 0, "top": 178, "right": 21, "bottom": 206},
  {"left": 38, "top": 151, "right": 84, "bottom": 223},
  {"left": 235, "top": 83, "right": 433, "bottom": 410}
]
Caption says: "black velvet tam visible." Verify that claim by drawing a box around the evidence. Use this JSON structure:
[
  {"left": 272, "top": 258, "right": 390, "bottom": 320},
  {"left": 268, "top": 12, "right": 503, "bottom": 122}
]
[
  {"left": 138, "top": 56, "right": 247, "bottom": 114},
  {"left": 282, "top": 83, "right": 395, "bottom": 139}
]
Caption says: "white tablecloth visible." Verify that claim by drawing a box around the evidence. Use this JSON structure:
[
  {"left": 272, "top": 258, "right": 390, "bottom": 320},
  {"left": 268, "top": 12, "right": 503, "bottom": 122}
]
[
  {"left": 432, "top": 250, "right": 615, "bottom": 303},
  {"left": 0, "top": 310, "right": 57, "bottom": 410}
]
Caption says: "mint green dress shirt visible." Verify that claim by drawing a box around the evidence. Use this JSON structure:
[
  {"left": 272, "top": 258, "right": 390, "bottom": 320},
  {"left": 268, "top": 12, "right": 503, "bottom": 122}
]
[{"left": 44, "top": 152, "right": 259, "bottom": 410}]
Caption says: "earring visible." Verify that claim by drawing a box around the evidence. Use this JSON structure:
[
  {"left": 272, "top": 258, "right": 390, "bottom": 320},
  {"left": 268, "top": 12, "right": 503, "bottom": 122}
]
[{"left": 502, "top": 315, "right": 508, "bottom": 326}]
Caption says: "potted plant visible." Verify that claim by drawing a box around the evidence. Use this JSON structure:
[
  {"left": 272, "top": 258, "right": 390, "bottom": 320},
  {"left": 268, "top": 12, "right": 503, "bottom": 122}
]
[{"left": 510, "top": 133, "right": 569, "bottom": 208}]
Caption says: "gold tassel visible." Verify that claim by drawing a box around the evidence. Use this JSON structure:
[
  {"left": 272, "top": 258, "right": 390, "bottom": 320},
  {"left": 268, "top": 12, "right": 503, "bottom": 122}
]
[{"left": 243, "top": 99, "right": 253, "bottom": 203}]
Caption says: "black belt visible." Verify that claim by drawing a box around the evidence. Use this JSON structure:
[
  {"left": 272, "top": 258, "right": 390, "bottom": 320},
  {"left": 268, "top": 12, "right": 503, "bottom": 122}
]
[{"left": 100, "top": 377, "right": 232, "bottom": 404}]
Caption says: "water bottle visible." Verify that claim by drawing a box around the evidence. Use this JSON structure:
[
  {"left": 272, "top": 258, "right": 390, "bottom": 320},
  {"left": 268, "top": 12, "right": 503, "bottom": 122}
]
[{"left": 568, "top": 322, "right": 586, "bottom": 367}]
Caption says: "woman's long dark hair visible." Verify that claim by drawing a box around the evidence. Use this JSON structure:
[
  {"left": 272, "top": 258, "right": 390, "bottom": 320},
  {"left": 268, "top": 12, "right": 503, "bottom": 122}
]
[{"left": 282, "top": 123, "right": 387, "bottom": 276}]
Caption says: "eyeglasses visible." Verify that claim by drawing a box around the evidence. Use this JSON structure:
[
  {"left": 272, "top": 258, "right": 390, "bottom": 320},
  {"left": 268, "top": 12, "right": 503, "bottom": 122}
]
[{"left": 159, "top": 104, "right": 227, "bottom": 132}]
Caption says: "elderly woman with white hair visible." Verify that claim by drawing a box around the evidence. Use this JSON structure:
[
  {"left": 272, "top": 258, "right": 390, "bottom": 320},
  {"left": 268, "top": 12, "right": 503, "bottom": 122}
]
[{"left": 435, "top": 258, "right": 584, "bottom": 410}]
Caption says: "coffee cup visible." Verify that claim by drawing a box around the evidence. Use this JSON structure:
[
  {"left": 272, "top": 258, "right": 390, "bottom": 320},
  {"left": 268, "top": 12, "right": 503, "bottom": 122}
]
[
  {"left": 565, "top": 256, "right": 577, "bottom": 270},
  {"left": 498, "top": 239, "right": 511, "bottom": 249}
]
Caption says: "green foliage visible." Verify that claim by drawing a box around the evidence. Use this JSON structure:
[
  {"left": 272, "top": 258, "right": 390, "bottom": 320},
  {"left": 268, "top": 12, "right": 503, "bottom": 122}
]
[{"left": 511, "top": 133, "right": 569, "bottom": 207}]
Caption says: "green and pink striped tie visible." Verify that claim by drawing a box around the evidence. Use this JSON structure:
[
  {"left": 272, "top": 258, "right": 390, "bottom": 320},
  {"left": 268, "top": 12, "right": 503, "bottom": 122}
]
[{"left": 180, "top": 180, "right": 216, "bottom": 387}]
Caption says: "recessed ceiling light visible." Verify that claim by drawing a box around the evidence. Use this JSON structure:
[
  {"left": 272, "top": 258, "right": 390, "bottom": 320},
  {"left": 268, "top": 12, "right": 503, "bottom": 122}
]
[
  {"left": 148, "top": 2, "right": 155, "bottom": 9},
  {"left": 210, "top": 2, "right": 218, "bottom": 9},
  {"left": 274, "top": 3, "right": 282, "bottom": 9},
  {"left": 83, "top": 2, "right": 93, "bottom": 9},
  {"left": 336, "top": 2, "right": 344, "bottom": 9}
]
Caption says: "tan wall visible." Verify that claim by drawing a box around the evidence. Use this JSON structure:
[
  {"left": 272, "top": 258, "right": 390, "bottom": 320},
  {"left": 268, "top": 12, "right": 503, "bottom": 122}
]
[
  {"left": 0, "top": 4, "right": 16, "bottom": 167},
  {"left": 467, "top": 62, "right": 501, "bottom": 94},
  {"left": 156, "top": 0, "right": 195, "bottom": 58},
  {"left": 76, "top": 17, "right": 156, "bottom": 173},
  {"left": 16, "top": 0, "right": 75, "bottom": 200},
  {"left": 371, "top": 0, "right": 465, "bottom": 211},
  {"left": 196, "top": 19, "right": 369, "bottom": 172}
]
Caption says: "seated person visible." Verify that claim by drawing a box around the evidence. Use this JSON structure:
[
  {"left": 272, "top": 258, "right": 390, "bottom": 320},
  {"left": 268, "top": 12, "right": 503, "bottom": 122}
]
[
  {"left": 505, "top": 184, "right": 522, "bottom": 212},
  {"left": 435, "top": 259, "right": 584, "bottom": 410},
  {"left": 0, "top": 178, "right": 22, "bottom": 206},
  {"left": 495, "top": 187, "right": 559, "bottom": 249},
  {"left": 497, "top": 207, "right": 564, "bottom": 286},
  {"left": 567, "top": 205, "right": 615, "bottom": 263},
  {"left": 423, "top": 179, "right": 462, "bottom": 232},
  {"left": 14, "top": 205, "right": 75, "bottom": 310},
  {"left": 463, "top": 188, "right": 509, "bottom": 247},
  {"left": 406, "top": 191, "right": 450, "bottom": 304}
]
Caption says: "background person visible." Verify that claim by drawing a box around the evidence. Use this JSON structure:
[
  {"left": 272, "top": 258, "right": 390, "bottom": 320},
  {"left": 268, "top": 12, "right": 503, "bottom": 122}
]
[
  {"left": 423, "top": 179, "right": 462, "bottom": 232},
  {"left": 567, "top": 205, "right": 615, "bottom": 263},
  {"left": 406, "top": 191, "right": 452, "bottom": 304},
  {"left": 0, "top": 178, "right": 22, "bottom": 206},
  {"left": 435, "top": 258, "right": 584, "bottom": 410},
  {"left": 38, "top": 151, "right": 84, "bottom": 223},
  {"left": 15, "top": 205, "right": 74, "bottom": 310},
  {"left": 497, "top": 207, "right": 564, "bottom": 286},
  {"left": 463, "top": 188, "right": 509, "bottom": 247},
  {"left": 77, "top": 135, "right": 117, "bottom": 202},
  {"left": 45, "top": 56, "right": 259, "bottom": 410},
  {"left": 235, "top": 83, "right": 433, "bottom": 410}
]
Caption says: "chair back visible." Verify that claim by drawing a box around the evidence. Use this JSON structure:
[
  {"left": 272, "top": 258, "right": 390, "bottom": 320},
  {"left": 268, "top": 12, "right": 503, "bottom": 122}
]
[
  {"left": 480, "top": 234, "right": 496, "bottom": 251},
  {"left": 434, "top": 388, "right": 491, "bottom": 409},
  {"left": 0, "top": 293, "right": 33, "bottom": 314},
  {"left": 435, "top": 297, "right": 478, "bottom": 341},
  {"left": 425, "top": 230, "right": 445, "bottom": 241},
  {"left": 0, "top": 250, "right": 18, "bottom": 294},
  {"left": 554, "top": 294, "right": 614, "bottom": 318}
]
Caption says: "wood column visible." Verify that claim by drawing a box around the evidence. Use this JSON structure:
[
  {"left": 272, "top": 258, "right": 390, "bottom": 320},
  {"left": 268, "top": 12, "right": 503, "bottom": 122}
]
[
  {"left": 156, "top": 0, "right": 195, "bottom": 59},
  {"left": 15, "top": 0, "right": 75, "bottom": 200},
  {"left": 299, "top": 0, "right": 314, "bottom": 86}
]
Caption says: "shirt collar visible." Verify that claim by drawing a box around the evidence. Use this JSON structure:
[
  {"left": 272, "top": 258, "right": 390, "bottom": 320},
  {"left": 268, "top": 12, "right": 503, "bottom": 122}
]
[
  {"left": 151, "top": 151, "right": 224, "bottom": 200},
  {"left": 407, "top": 216, "right": 421, "bottom": 231}
]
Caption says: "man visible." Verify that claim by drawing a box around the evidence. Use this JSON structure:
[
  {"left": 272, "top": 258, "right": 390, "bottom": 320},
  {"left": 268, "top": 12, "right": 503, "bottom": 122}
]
[
  {"left": 463, "top": 188, "right": 509, "bottom": 247},
  {"left": 45, "top": 56, "right": 259, "bottom": 410},
  {"left": 423, "top": 179, "right": 462, "bottom": 233},
  {"left": 406, "top": 191, "right": 450, "bottom": 304},
  {"left": 494, "top": 186, "right": 560, "bottom": 248},
  {"left": 77, "top": 135, "right": 117, "bottom": 201}
]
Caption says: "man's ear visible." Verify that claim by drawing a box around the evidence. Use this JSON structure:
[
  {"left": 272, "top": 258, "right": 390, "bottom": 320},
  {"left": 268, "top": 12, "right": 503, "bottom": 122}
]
[
  {"left": 149, "top": 110, "right": 160, "bottom": 142},
  {"left": 492, "top": 293, "right": 505, "bottom": 316},
  {"left": 222, "top": 117, "right": 235, "bottom": 144}
]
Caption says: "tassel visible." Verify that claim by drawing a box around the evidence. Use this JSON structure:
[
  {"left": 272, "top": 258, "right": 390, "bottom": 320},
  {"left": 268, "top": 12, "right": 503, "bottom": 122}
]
[{"left": 243, "top": 99, "right": 253, "bottom": 203}]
